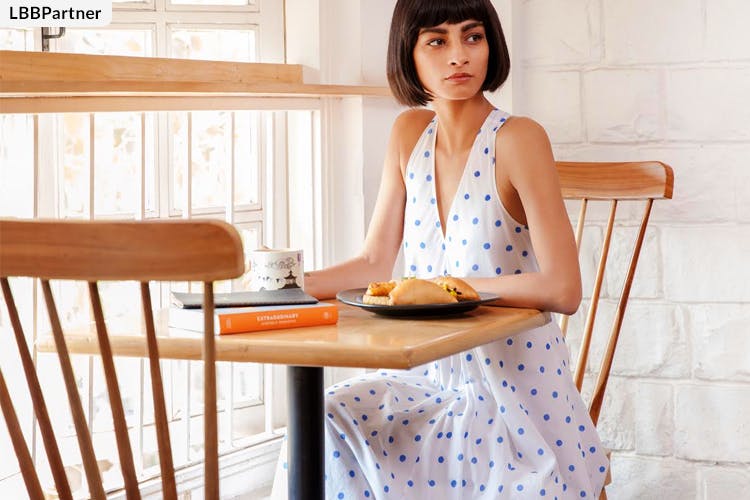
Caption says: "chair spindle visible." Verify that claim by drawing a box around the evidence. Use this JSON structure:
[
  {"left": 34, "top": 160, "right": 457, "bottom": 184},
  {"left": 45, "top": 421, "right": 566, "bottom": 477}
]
[
  {"left": 0, "top": 369, "right": 45, "bottom": 500},
  {"left": 41, "top": 280, "right": 107, "bottom": 500},
  {"left": 88, "top": 282, "right": 141, "bottom": 499},
  {"left": 1, "top": 278, "right": 73, "bottom": 500},
  {"left": 140, "top": 282, "right": 178, "bottom": 499},
  {"left": 589, "top": 200, "right": 653, "bottom": 425},
  {"left": 574, "top": 200, "right": 617, "bottom": 391},
  {"left": 203, "top": 282, "right": 219, "bottom": 500}
]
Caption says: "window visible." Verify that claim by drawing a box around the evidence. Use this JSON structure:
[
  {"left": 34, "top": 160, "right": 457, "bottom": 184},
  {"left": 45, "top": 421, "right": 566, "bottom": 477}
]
[{"left": 0, "top": 1, "right": 318, "bottom": 497}]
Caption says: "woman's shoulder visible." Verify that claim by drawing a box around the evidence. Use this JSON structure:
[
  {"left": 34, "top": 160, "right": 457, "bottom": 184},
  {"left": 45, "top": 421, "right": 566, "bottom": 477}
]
[
  {"left": 496, "top": 115, "right": 556, "bottom": 178},
  {"left": 392, "top": 108, "right": 435, "bottom": 134},
  {"left": 496, "top": 115, "right": 551, "bottom": 151},
  {"left": 392, "top": 108, "right": 436, "bottom": 165}
]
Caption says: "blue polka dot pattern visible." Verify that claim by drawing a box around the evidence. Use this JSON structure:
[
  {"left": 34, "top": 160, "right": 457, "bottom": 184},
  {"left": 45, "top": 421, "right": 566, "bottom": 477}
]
[{"left": 272, "top": 107, "right": 608, "bottom": 498}]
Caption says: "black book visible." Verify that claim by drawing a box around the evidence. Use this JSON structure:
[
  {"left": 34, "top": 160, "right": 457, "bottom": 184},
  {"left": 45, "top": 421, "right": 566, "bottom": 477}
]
[{"left": 171, "top": 288, "right": 319, "bottom": 309}]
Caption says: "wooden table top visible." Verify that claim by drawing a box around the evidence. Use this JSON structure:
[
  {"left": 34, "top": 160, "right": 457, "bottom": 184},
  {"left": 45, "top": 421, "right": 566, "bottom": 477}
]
[{"left": 35, "top": 301, "right": 549, "bottom": 369}]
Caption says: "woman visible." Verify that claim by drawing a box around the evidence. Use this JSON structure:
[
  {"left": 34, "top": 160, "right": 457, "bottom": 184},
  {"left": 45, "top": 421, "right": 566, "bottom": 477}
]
[{"left": 274, "top": 0, "right": 608, "bottom": 497}]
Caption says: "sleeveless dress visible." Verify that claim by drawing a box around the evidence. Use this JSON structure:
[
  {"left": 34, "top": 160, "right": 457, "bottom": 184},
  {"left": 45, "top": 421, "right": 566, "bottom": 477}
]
[{"left": 272, "top": 108, "right": 609, "bottom": 499}]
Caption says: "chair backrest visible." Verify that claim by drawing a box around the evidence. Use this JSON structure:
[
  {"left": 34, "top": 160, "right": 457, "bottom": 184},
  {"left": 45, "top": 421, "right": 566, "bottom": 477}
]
[
  {"left": 555, "top": 161, "right": 674, "bottom": 425},
  {"left": 0, "top": 219, "right": 244, "bottom": 500}
]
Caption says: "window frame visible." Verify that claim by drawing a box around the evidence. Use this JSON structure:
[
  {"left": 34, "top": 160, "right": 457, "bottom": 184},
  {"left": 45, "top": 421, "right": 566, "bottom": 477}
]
[{"left": 0, "top": 1, "right": 299, "bottom": 494}]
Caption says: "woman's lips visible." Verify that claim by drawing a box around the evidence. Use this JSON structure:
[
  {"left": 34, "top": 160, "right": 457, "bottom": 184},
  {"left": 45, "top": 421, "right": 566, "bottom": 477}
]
[{"left": 445, "top": 72, "right": 473, "bottom": 83}]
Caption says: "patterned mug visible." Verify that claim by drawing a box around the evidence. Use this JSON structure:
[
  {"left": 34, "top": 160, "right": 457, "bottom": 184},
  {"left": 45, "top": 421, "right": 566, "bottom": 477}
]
[{"left": 247, "top": 248, "right": 304, "bottom": 291}]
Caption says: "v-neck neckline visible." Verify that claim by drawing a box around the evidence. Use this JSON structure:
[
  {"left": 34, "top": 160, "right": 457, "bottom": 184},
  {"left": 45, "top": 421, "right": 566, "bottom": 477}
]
[{"left": 429, "top": 108, "right": 497, "bottom": 243}]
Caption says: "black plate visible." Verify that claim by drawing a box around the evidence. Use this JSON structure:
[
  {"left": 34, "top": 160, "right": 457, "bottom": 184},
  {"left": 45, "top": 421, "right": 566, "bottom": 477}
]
[{"left": 336, "top": 288, "right": 500, "bottom": 317}]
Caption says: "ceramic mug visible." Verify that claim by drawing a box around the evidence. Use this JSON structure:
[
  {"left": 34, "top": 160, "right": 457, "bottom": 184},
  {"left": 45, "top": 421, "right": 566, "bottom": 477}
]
[{"left": 247, "top": 248, "right": 304, "bottom": 291}]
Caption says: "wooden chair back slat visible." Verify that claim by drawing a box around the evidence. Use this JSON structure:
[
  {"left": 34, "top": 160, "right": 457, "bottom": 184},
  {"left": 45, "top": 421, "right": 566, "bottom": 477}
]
[
  {"left": 557, "top": 161, "right": 674, "bottom": 200},
  {"left": 140, "top": 282, "right": 178, "bottom": 500},
  {"left": 1, "top": 219, "right": 244, "bottom": 499},
  {"left": 1, "top": 278, "right": 73, "bottom": 500},
  {"left": 560, "top": 198, "right": 588, "bottom": 337},
  {"left": 0, "top": 219, "right": 244, "bottom": 281},
  {"left": 588, "top": 200, "right": 654, "bottom": 425},
  {"left": 203, "top": 284, "right": 219, "bottom": 500},
  {"left": 41, "top": 280, "right": 107, "bottom": 500},
  {"left": 573, "top": 200, "right": 617, "bottom": 390},
  {"left": 0, "top": 369, "right": 45, "bottom": 500},
  {"left": 553, "top": 161, "right": 673, "bottom": 428},
  {"left": 88, "top": 282, "right": 141, "bottom": 499}
]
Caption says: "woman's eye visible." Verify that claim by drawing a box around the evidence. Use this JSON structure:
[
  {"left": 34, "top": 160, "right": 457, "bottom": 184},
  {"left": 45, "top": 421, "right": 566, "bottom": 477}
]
[
  {"left": 427, "top": 38, "right": 445, "bottom": 47},
  {"left": 466, "top": 33, "right": 484, "bottom": 43}
]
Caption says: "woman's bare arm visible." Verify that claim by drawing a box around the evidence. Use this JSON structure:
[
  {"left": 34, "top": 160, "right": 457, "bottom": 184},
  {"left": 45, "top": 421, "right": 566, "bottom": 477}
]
[
  {"left": 302, "top": 113, "right": 421, "bottom": 299},
  {"left": 461, "top": 117, "right": 582, "bottom": 315}
]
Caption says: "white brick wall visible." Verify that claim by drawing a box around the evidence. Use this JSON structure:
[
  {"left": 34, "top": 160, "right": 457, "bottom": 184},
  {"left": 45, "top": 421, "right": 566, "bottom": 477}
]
[
  {"left": 603, "top": 0, "right": 703, "bottom": 64},
  {"left": 667, "top": 68, "right": 750, "bottom": 141},
  {"left": 515, "top": 1, "right": 750, "bottom": 498},
  {"left": 584, "top": 69, "right": 662, "bottom": 142}
]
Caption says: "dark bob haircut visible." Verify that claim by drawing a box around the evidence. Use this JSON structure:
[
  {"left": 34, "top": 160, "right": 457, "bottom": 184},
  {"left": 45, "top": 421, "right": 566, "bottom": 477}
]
[{"left": 387, "top": 0, "right": 510, "bottom": 107}]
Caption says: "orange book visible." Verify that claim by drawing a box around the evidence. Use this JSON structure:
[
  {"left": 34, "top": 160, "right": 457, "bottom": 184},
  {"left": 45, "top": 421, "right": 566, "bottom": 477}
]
[{"left": 168, "top": 302, "right": 338, "bottom": 335}]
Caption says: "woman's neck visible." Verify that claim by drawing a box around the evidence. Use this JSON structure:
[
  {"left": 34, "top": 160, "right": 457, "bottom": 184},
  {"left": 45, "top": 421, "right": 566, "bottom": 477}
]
[{"left": 431, "top": 94, "right": 495, "bottom": 154}]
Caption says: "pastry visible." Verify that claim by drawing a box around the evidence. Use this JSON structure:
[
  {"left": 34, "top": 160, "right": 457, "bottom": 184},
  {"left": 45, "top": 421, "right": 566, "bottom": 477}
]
[{"left": 431, "top": 276, "right": 481, "bottom": 302}]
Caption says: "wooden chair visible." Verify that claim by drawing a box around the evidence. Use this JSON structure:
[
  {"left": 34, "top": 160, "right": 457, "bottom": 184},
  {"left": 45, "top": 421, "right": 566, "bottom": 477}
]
[
  {"left": 555, "top": 161, "right": 674, "bottom": 499},
  {"left": 0, "top": 219, "right": 245, "bottom": 500}
]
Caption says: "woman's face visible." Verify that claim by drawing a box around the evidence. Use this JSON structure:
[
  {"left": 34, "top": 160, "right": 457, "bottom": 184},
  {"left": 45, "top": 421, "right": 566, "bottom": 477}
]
[{"left": 412, "top": 19, "right": 489, "bottom": 102}]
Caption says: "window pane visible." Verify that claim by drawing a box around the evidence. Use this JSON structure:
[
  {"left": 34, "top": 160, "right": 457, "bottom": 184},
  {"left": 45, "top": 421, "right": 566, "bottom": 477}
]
[
  {"left": 170, "top": 28, "right": 256, "bottom": 62},
  {"left": 233, "top": 363, "right": 262, "bottom": 405},
  {"left": 195, "top": 110, "right": 231, "bottom": 209},
  {"left": 59, "top": 114, "right": 91, "bottom": 219},
  {"left": 0, "top": 115, "right": 34, "bottom": 218},
  {"left": 94, "top": 112, "right": 147, "bottom": 216},
  {"left": 35, "top": 353, "right": 92, "bottom": 438},
  {"left": 239, "top": 225, "right": 260, "bottom": 253},
  {"left": 171, "top": 111, "right": 261, "bottom": 212},
  {"left": 0, "top": 278, "right": 35, "bottom": 480},
  {"left": 144, "top": 114, "right": 157, "bottom": 214},
  {"left": 57, "top": 28, "right": 153, "bottom": 57},
  {"left": 169, "top": 112, "right": 188, "bottom": 213},
  {"left": 237, "top": 224, "right": 260, "bottom": 290},
  {"left": 0, "top": 28, "right": 34, "bottom": 50},
  {"left": 91, "top": 357, "right": 142, "bottom": 432},
  {"left": 234, "top": 112, "right": 260, "bottom": 206}
]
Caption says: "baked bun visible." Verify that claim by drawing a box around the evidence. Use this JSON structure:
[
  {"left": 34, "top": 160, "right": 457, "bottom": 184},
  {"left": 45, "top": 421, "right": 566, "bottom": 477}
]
[
  {"left": 362, "top": 294, "right": 390, "bottom": 306},
  {"left": 362, "top": 278, "right": 472, "bottom": 306},
  {"left": 387, "top": 278, "right": 458, "bottom": 306},
  {"left": 366, "top": 280, "right": 397, "bottom": 297},
  {"left": 431, "top": 276, "right": 480, "bottom": 302}
]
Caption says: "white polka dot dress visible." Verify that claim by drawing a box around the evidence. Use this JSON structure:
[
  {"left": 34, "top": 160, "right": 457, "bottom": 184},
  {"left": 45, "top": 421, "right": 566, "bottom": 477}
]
[{"left": 272, "top": 109, "right": 609, "bottom": 499}]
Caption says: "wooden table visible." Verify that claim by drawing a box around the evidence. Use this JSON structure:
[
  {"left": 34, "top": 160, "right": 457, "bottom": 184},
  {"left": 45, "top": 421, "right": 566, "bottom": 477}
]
[{"left": 37, "top": 301, "right": 547, "bottom": 500}]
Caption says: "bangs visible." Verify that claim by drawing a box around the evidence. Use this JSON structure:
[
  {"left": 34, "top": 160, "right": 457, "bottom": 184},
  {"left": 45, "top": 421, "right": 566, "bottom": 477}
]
[{"left": 407, "top": 0, "right": 488, "bottom": 32}]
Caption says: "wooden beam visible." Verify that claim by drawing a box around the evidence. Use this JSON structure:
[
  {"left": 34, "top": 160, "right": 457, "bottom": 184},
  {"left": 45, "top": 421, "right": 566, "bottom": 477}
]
[
  {"left": 0, "top": 50, "right": 304, "bottom": 93},
  {"left": 0, "top": 50, "right": 393, "bottom": 113}
]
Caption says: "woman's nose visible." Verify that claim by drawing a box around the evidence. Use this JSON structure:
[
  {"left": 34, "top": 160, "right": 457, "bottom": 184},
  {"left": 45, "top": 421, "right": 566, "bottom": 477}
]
[{"left": 449, "top": 44, "right": 469, "bottom": 66}]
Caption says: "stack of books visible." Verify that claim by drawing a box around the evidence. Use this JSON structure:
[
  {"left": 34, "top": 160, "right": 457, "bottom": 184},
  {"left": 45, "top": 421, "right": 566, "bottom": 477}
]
[{"left": 169, "top": 289, "right": 338, "bottom": 335}]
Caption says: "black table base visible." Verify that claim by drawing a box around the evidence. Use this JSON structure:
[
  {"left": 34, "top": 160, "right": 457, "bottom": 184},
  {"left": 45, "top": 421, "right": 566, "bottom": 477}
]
[{"left": 287, "top": 366, "right": 324, "bottom": 500}]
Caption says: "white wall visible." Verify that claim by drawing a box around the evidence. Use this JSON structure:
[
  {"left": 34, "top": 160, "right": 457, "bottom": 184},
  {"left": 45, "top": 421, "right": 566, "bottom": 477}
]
[{"left": 513, "top": 1, "right": 750, "bottom": 498}]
